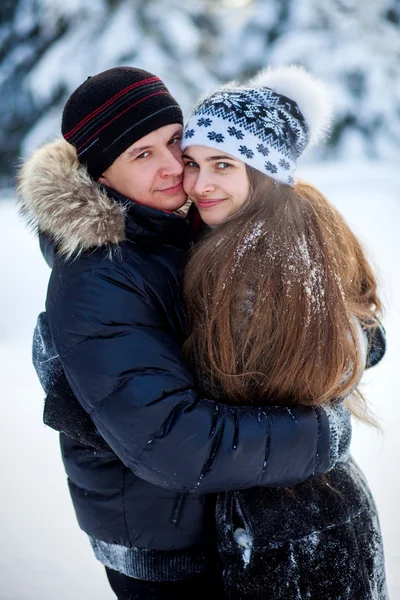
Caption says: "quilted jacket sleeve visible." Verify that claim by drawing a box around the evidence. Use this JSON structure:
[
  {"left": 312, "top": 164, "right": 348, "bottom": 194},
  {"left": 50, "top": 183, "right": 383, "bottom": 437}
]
[
  {"left": 364, "top": 321, "right": 386, "bottom": 368},
  {"left": 45, "top": 260, "right": 349, "bottom": 494}
]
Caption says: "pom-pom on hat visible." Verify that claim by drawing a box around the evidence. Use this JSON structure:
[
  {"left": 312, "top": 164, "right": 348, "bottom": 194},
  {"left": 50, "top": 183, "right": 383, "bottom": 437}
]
[
  {"left": 62, "top": 66, "right": 183, "bottom": 180},
  {"left": 182, "top": 65, "right": 332, "bottom": 184}
]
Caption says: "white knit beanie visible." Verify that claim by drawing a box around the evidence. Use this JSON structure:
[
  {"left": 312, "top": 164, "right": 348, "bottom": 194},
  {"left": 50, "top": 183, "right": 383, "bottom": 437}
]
[{"left": 182, "top": 65, "right": 332, "bottom": 185}]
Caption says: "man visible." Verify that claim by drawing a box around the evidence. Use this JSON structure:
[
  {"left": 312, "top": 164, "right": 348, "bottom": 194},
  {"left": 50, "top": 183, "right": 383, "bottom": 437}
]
[{"left": 17, "top": 67, "right": 351, "bottom": 599}]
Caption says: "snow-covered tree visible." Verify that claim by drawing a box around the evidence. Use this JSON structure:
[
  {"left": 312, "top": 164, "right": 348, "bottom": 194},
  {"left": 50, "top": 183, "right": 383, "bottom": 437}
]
[{"left": 0, "top": 0, "right": 399, "bottom": 184}]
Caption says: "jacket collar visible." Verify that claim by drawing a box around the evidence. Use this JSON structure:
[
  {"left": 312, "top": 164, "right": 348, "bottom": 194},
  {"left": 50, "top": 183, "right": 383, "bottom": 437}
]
[
  {"left": 107, "top": 188, "right": 190, "bottom": 247},
  {"left": 17, "top": 138, "right": 189, "bottom": 259}
]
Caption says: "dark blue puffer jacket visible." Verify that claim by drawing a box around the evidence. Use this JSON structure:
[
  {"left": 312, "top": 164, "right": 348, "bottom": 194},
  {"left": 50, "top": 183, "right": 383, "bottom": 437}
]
[{"left": 18, "top": 139, "right": 352, "bottom": 581}]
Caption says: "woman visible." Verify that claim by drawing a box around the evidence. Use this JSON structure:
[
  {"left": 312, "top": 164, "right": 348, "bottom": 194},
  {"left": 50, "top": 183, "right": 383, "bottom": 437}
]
[{"left": 181, "top": 65, "right": 388, "bottom": 598}]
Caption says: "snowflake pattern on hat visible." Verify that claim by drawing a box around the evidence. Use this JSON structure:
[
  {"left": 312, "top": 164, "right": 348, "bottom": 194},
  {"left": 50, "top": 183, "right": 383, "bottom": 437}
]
[
  {"left": 256, "top": 143, "right": 269, "bottom": 156},
  {"left": 207, "top": 131, "right": 225, "bottom": 143},
  {"left": 239, "top": 145, "right": 254, "bottom": 159},
  {"left": 197, "top": 118, "right": 212, "bottom": 127},
  {"left": 184, "top": 128, "right": 195, "bottom": 139},
  {"left": 227, "top": 126, "right": 244, "bottom": 139}
]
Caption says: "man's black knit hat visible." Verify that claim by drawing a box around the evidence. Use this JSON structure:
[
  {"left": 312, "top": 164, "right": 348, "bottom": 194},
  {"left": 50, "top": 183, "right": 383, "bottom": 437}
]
[{"left": 61, "top": 66, "right": 183, "bottom": 179}]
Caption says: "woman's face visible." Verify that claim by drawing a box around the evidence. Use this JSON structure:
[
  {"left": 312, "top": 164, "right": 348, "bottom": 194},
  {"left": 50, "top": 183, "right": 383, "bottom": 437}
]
[{"left": 183, "top": 145, "right": 250, "bottom": 225}]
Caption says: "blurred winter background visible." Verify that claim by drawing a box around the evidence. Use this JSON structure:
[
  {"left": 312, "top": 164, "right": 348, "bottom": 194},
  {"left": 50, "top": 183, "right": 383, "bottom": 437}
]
[{"left": 0, "top": 0, "right": 399, "bottom": 598}]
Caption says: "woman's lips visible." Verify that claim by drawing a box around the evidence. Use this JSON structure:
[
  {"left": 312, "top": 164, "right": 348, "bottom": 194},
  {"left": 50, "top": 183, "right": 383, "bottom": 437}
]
[
  {"left": 159, "top": 182, "right": 183, "bottom": 194},
  {"left": 197, "top": 198, "right": 226, "bottom": 209}
]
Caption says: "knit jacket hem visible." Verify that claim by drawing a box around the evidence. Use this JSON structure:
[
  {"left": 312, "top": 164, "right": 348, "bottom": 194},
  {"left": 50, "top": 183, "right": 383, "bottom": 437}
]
[{"left": 89, "top": 537, "right": 207, "bottom": 582}]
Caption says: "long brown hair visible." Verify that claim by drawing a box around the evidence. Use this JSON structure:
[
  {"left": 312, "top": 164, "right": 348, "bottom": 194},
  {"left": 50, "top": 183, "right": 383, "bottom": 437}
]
[{"left": 183, "top": 167, "right": 382, "bottom": 411}]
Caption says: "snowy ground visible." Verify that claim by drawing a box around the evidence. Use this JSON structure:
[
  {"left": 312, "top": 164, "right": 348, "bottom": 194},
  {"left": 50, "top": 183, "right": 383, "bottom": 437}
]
[{"left": 0, "top": 160, "right": 399, "bottom": 599}]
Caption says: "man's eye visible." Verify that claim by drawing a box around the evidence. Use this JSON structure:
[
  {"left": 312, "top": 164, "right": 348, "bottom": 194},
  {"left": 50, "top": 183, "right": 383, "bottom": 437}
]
[
  {"left": 169, "top": 136, "right": 182, "bottom": 145},
  {"left": 137, "top": 151, "right": 150, "bottom": 159}
]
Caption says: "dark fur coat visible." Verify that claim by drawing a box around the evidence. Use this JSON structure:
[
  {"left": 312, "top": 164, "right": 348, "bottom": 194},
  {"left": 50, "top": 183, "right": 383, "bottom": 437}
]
[{"left": 216, "top": 458, "right": 388, "bottom": 598}]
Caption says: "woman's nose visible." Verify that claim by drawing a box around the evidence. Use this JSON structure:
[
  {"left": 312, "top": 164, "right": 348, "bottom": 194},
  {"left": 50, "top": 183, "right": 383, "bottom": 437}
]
[{"left": 193, "top": 172, "right": 215, "bottom": 195}]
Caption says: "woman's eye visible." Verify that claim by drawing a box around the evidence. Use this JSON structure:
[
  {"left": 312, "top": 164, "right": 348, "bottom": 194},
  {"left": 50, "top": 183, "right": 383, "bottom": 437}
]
[
  {"left": 217, "top": 162, "right": 232, "bottom": 170},
  {"left": 184, "top": 161, "right": 199, "bottom": 168}
]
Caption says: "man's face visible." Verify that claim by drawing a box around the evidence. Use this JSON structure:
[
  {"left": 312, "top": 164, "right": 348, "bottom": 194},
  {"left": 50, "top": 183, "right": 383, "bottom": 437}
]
[{"left": 99, "top": 124, "right": 186, "bottom": 211}]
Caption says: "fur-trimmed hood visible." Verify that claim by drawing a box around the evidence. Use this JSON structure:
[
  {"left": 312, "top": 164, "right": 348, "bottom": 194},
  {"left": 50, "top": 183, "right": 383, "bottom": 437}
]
[{"left": 16, "top": 139, "right": 126, "bottom": 258}]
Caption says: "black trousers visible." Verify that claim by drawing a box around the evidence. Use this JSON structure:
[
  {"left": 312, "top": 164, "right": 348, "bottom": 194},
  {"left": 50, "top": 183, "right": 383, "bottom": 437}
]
[{"left": 106, "top": 567, "right": 225, "bottom": 599}]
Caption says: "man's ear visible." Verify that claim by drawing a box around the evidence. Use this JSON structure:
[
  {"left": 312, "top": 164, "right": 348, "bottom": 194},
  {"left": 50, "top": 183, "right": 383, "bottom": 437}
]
[{"left": 98, "top": 175, "right": 108, "bottom": 186}]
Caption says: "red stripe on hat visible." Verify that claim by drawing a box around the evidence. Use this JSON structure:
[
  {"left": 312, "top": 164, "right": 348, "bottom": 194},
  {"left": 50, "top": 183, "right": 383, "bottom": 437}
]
[
  {"left": 76, "top": 90, "right": 169, "bottom": 153},
  {"left": 64, "top": 76, "right": 160, "bottom": 139}
]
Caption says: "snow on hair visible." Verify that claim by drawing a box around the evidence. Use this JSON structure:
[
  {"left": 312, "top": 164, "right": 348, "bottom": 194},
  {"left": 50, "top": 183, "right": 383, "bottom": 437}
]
[{"left": 247, "top": 65, "right": 333, "bottom": 145}]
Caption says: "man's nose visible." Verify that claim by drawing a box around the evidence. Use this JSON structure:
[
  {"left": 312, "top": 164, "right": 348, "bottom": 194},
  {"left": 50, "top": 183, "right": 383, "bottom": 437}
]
[{"left": 160, "top": 151, "right": 184, "bottom": 177}]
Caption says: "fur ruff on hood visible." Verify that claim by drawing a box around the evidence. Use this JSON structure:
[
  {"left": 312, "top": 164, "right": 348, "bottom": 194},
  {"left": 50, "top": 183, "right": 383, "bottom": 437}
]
[{"left": 16, "top": 139, "right": 126, "bottom": 258}]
